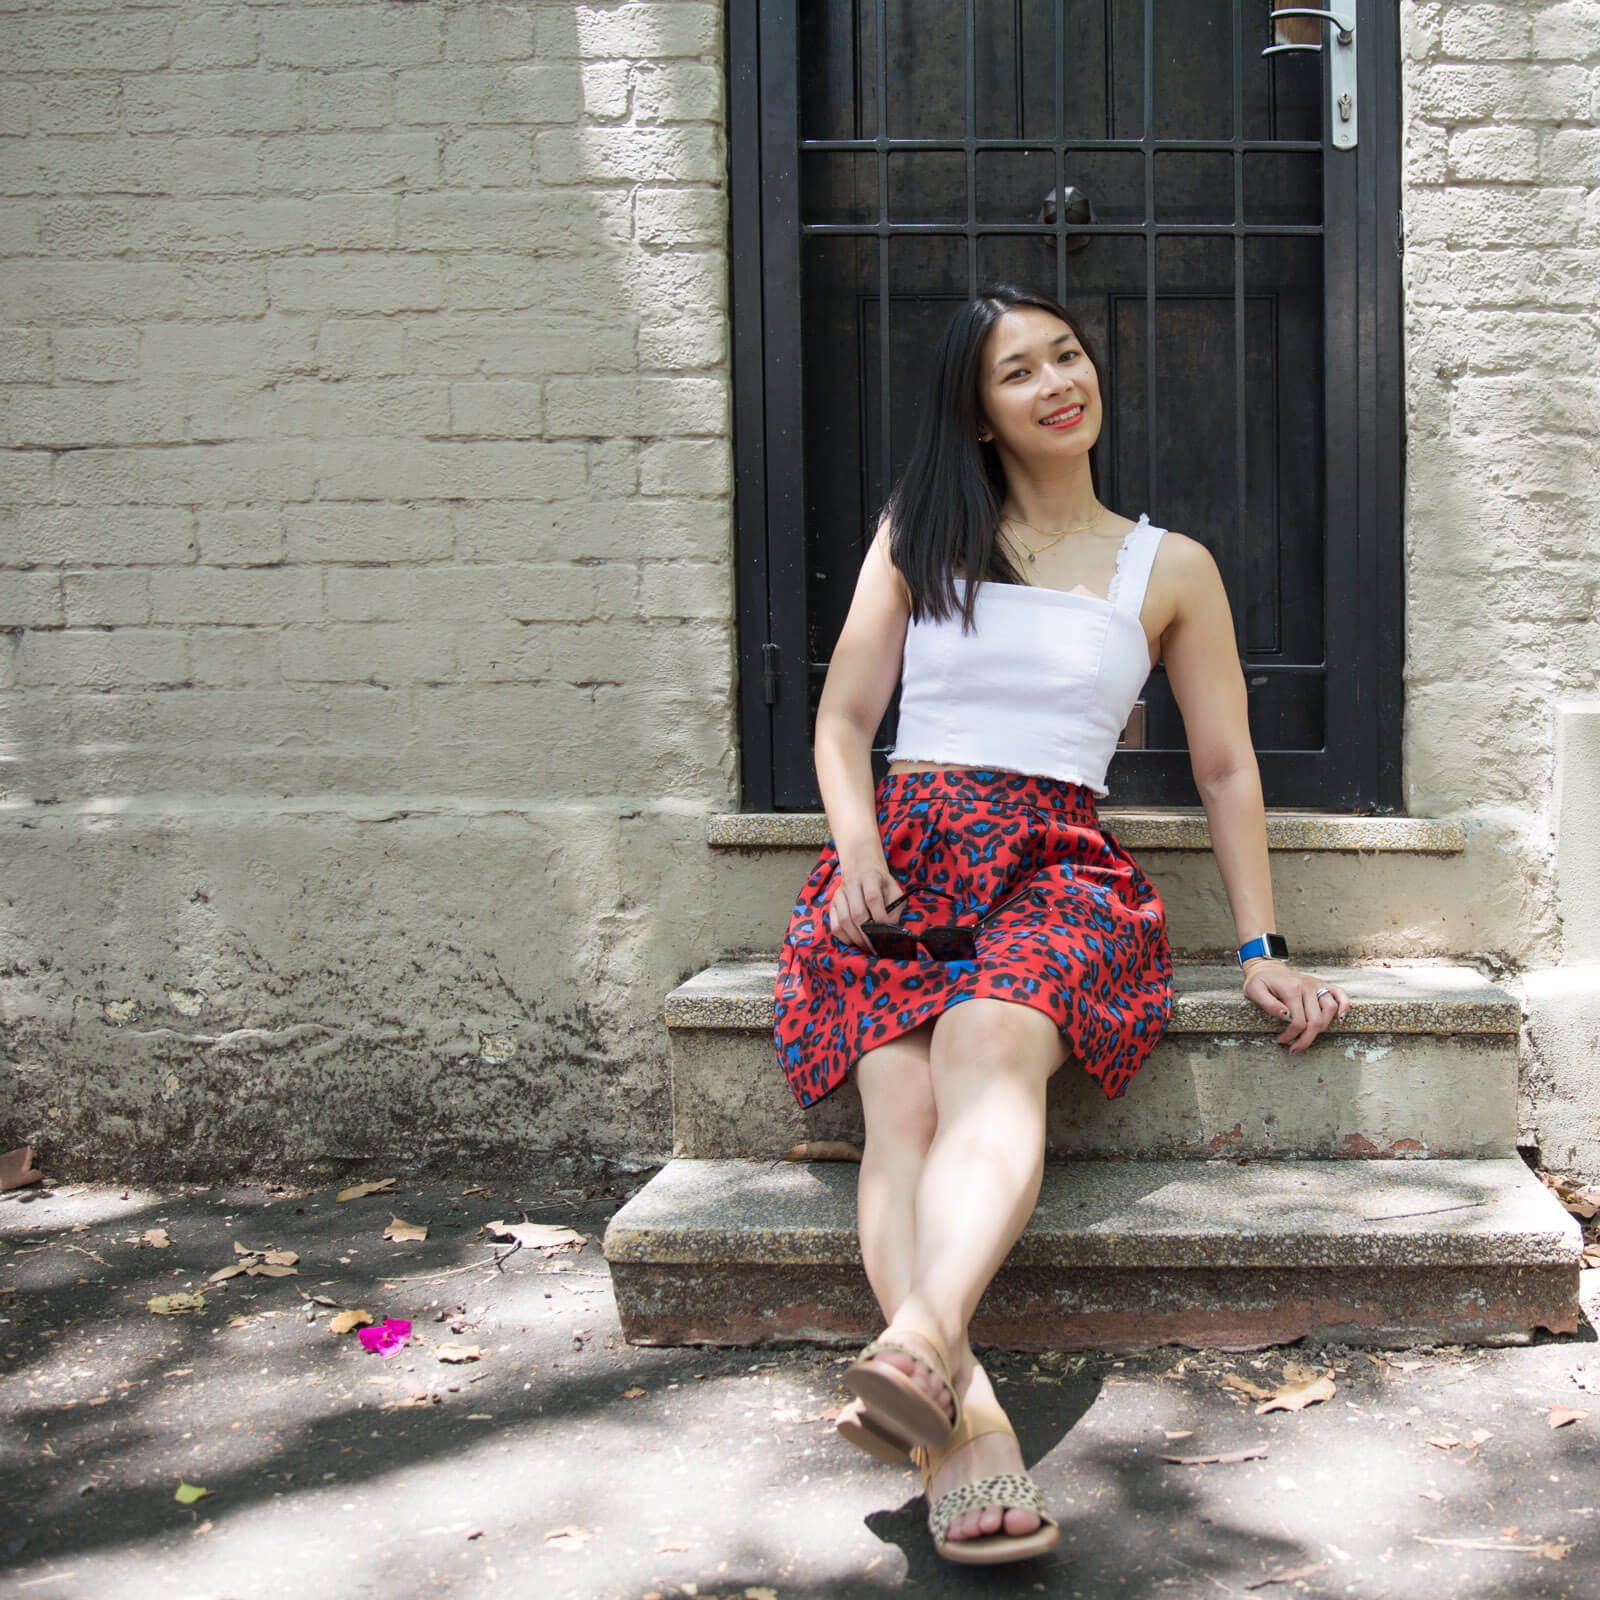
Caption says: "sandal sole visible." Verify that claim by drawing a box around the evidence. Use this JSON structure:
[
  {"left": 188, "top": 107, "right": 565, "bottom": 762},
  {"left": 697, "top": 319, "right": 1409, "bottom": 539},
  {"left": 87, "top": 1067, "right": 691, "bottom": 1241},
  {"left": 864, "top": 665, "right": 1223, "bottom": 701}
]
[{"left": 845, "top": 1358, "right": 957, "bottom": 1450}]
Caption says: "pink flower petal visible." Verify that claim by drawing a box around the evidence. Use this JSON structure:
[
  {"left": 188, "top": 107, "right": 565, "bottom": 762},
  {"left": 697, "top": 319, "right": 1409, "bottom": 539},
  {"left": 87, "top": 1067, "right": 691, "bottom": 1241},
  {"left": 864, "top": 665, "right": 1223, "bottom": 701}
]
[{"left": 357, "top": 1318, "right": 412, "bottom": 1356}]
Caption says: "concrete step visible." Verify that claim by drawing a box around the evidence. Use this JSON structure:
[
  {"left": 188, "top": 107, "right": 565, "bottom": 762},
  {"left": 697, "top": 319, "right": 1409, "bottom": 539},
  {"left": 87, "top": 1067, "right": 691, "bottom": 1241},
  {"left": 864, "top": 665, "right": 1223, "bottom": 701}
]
[
  {"left": 603, "top": 1156, "right": 1583, "bottom": 1351},
  {"left": 667, "top": 959, "right": 1521, "bottom": 1161},
  {"left": 701, "top": 810, "right": 1539, "bottom": 964}
]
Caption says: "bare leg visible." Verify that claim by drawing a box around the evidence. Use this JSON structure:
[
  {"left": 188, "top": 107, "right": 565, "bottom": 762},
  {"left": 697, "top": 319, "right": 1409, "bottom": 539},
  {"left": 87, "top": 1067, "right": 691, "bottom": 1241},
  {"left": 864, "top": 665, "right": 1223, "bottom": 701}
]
[
  {"left": 851, "top": 1022, "right": 937, "bottom": 1325},
  {"left": 883, "top": 998, "right": 1067, "bottom": 1541}
]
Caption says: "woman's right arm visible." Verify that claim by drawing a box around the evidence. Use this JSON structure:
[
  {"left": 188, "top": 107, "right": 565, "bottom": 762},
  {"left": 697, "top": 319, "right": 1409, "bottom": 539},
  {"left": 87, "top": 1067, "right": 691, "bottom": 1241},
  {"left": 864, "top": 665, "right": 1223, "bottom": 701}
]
[{"left": 813, "top": 516, "right": 912, "bottom": 951}]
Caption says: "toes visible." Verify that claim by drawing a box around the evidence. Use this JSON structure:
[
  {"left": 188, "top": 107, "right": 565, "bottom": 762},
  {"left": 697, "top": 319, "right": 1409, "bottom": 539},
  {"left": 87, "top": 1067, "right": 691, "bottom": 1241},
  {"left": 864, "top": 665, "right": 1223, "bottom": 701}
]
[{"left": 1003, "top": 1505, "right": 1041, "bottom": 1537}]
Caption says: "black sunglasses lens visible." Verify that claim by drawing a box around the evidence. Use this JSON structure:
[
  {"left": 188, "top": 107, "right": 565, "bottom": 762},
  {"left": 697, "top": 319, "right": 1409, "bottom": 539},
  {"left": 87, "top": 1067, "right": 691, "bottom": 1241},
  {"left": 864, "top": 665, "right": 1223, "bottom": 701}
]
[
  {"left": 863, "top": 923, "right": 920, "bottom": 960},
  {"left": 920, "top": 927, "right": 976, "bottom": 962}
]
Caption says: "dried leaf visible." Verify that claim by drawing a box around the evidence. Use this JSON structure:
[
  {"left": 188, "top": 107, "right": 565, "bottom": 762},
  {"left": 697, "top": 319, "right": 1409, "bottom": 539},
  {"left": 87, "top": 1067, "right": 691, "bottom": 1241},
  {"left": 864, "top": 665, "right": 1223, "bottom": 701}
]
[
  {"left": 1417, "top": 1535, "right": 1569, "bottom": 1558},
  {"left": 329, "top": 1309, "right": 374, "bottom": 1335},
  {"left": 781, "top": 1140, "right": 863, "bottom": 1163},
  {"left": 1279, "top": 1359, "right": 1326, "bottom": 1386},
  {"left": 1256, "top": 1375, "right": 1337, "bottom": 1414},
  {"left": 1425, "top": 1436, "right": 1462, "bottom": 1450},
  {"left": 262, "top": 1249, "right": 298, "bottom": 1266},
  {"left": 208, "top": 1262, "right": 251, "bottom": 1283},
  {"left": 544, "top": 1526, "right": 591, "bottom": 1550},
  {"left": 1547, "top": 1406, "right": 1588, "bottom": 1429},
  {"left": 1245, "top": 1560, "right": 1327, "bottom": 1590},
  {"left": 308, "top": 1295, "right": 340, "bottom": 1307},
  {"left": 1581, "top": 1243, "right": 1600, "bottom": 1268},
  {"left": 483, "top": 1219, "right": 583, "bottom": 1254},
  {"left": 656, "top": 1540, "right": 693, "bottom": 1553},
  {"left": 746, "top": 1589, "right": 780, "bottom": 1600},
  {"left": 384, "top": 1217, "right": 428, "bottom": 1243},
  {"left": 623, "top": 1387, "right": 647, "bottom": 1399},
  {"left": 232, "top": 1241, "right": 256, "bottom": 1256},
  {"left": 1542, "top": 1173, "right": 1600, "bottom": 1218},
  {"left": 0, "top": 1145, "right": 44, "bottom": 1192},
  {"left": 141, "top": 1228, "right": 171, "bottom": 1249},
  {"left": 337, "top": 1178, "right": 397, "bottom": 1202},
  {"left": 1469, "top": 1428, "right": 1494, "bottom": 1445},
  {"left": 1222, "top": 1374, "right": 1276, "bottom": 1399},
  {"left": 1162, "top": 1448, "right": 1269, "bottom": 1466},
  {"left": 173, "top": 1481, "right": 210, "bottom": 1505},
  {"left": 245, "top": 1262, "right": 298, "bottom": 1278},
  {"left": 147, "top": 1293, "right": 206, "bottom": 1316},
  {"left": 1163, "top": 1429, "right": 1194, "bottom": 1440},
  {"left": 1418, "top": 1489, "right": 1445, "bottom": 1502},
  {"left": 435, "top": 1343, "right": 481, "bottom": 1364}
]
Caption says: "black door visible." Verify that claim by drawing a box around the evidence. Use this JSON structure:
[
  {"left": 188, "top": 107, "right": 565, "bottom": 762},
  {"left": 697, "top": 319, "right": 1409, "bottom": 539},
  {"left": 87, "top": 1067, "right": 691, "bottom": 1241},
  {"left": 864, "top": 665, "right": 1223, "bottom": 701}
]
[{"left": 731, "top": 0, "right": 1404, "bottom": 812}]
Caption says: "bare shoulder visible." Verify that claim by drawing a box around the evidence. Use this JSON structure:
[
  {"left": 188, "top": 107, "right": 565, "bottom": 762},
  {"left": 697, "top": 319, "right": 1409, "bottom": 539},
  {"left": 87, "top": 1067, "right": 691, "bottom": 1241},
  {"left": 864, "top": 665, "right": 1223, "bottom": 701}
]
[{"left": 1146, "top": 528, "right": 1219, "bottom": 628}]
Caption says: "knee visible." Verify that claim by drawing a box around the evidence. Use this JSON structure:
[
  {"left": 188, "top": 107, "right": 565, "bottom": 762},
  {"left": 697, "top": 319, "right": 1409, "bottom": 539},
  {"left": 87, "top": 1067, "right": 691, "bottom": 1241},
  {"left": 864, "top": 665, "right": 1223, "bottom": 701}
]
[
  {"left": 855, "top": 1057, "right": 938, "bottom": 1153},
  {"left": 932, "top": 1001, "right": 1066, "bottom": 1086}
]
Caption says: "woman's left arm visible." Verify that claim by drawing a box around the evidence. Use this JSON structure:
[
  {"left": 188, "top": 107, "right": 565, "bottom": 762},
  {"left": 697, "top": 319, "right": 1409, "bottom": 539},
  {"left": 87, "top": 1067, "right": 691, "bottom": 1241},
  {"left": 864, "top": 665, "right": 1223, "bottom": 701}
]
[{"left": 1157, "top": 534, "right": 1350, "bottom": 1052}]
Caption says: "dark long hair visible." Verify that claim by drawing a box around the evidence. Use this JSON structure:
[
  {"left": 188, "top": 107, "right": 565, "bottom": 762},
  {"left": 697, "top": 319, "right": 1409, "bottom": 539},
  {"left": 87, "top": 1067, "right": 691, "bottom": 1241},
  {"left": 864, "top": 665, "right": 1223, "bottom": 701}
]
[{"left": 882, "top": 282, "right": 1105, "bottom": 630}]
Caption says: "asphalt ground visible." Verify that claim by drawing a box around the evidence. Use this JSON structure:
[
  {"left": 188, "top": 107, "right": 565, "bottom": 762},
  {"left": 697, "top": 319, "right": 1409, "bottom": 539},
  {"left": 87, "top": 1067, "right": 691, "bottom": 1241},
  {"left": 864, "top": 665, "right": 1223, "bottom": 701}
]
[{"left": 2, "top": 1167, "right": 1598, "bottom": 1600}]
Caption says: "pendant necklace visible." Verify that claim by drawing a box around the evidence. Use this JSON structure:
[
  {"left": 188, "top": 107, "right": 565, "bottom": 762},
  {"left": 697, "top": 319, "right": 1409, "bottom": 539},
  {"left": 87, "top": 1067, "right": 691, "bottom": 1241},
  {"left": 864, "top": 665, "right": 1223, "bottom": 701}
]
[{"left": 1003, "top": 503, "right": 1107, "bottom": 562}]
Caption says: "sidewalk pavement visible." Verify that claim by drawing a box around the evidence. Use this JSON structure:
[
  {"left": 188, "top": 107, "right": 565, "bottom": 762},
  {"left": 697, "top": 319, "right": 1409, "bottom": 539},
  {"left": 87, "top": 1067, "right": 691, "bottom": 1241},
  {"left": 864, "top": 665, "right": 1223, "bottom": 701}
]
[{"left": 2, "top": 1163, "right": 1598, "bottom": 1600}]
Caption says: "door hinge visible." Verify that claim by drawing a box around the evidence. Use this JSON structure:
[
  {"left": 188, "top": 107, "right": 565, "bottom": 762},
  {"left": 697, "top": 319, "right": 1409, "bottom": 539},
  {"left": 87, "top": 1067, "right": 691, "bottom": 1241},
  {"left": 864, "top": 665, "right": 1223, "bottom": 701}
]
[
  {"left": 761, "top": 642, "right": 781, "bottom": 705},
  {"left": 1396, "top": 208, "right": 1405, "bottom": 256}
]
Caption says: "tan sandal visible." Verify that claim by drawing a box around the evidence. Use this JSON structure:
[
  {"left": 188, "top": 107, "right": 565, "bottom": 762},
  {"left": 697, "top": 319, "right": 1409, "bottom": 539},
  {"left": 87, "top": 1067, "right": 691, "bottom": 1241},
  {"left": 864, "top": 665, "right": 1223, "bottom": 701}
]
[
  {"left": 834, "top": 1396, "right": 912, "bottom": 1464},
  {"left": 844, "top": 1326, "right": 960, "bottom": 1450},
  {"left": 916, "top": 1400, "right": 1060, "bottom": 1565}
]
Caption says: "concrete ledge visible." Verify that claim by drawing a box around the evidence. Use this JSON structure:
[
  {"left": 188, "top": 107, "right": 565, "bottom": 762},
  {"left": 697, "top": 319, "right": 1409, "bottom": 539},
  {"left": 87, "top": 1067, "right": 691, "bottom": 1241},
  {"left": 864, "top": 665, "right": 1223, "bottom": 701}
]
[
  {"left": 604, "top": 1157, "right": 1583, "bottom": 1350},
  {"left": 666, "top": 959, "right": 1521, "bottom": 1036},
  {"left": 708, "top": 812, "right": 1468, "bottom": 853}
]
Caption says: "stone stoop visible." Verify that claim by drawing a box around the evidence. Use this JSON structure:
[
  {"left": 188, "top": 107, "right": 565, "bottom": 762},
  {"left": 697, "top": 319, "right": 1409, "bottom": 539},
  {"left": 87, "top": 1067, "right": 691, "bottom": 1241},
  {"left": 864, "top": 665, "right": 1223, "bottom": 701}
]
[
  {"left": 605, "top": 1157, "right": 1583, "bottom": 1351},
  {"left": 603, "top": 811, "right": 1585, "bottom": 1350}
]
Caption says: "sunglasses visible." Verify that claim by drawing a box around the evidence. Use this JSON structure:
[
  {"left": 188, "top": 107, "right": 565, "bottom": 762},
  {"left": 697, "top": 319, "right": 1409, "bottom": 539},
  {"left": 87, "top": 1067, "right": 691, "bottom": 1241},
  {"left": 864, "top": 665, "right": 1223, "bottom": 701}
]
[{"left": 861, "top": 885, "right": 1039, "bottom": 962}]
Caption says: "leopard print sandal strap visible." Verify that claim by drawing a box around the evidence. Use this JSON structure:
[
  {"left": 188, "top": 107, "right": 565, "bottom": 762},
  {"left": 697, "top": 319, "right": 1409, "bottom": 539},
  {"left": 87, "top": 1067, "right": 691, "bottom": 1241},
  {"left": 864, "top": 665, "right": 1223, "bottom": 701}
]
[{"left": 927, "top": 1471, "right": 1059, "bottom": 1547}]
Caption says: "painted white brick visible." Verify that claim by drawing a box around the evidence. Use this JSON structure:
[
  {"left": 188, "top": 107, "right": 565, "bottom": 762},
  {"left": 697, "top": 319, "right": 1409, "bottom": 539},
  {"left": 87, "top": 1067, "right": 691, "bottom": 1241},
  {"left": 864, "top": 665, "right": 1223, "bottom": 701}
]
[
  {"left": 9, "top": 508, "right": 195, "bottom": 568},
  {"left": 395, "top": 64, "right": 579, "bottom": 126},
  {"left": 635, "top": 185, "right": 725, "bottom": 246},
  {"left": 442, "top": 130, "right": 536, "bottom": 189},
  {"left": 141, "top": 319, "right": 316, "bottom": 377},
  {"left": 316, "top": 439, "right": 588, "bottom": 502},
  {"left": 55, "top": 442, "right": 317, "bottom": 507},
  {"left": 62, "top": 568, "right": 154, "bottom": 626},
  {"left": 169, "top": 136, "right": 265, "bottom": 196},
  {"left": 400, "top": 188, "right": 630, "bottom": 253},
  {"left": 124, "top": 73, "right": 305, "bottom": 136},
  {"left": 581, "top": 62, "right": 632, "bottom": 121},
  {"left": 0, "top": 572, "right": 64, "bottom": 627},
  {"left": 0, "top": 449, "right": 51, "bottom": 505},
  {"left": 635, "top": 560, "right": 730, "bottom": 620},
  {"left": 537, "top": 125, "right": 723, "bottom": 185},
  {"left": 0, "top": 137, "right": 174, "bottom": 199},
  {"left": 189, "top": 626, "right": 283, "bottom": 687},
  {"left": 149, "top": 566, "right": 322, "bottom": 626},
  {"left": 308, "top": 193, "right": 398, "bottom": 251},
  {"left": 267, "top": 378, "right": 452, "bottom": 438},
  {"left": 544, "top": 374, "right": 727, "bottom": 437},
  {"left": 0, "top": 85, "right": 31, "bottom": 139},
  {"left": 0, "top": 328, "right": 51, "bottom": 382},
  {"left": 1448, "top": 126, "right": 1539, "bottom": 183},
  {"left": 449, "top": 380, "right": 544, "bottom": 438},
  {"left": 5, "top": 13, "right": 174, "bottom": 73},
  {"left": 196, "top": 510, "right": 286, "bottom": 566},
  {"left": 266, "top": 257, "right": 446, "bottom": 314},
  {"left": 315, "top": 318, "right": 406, "bottom": 378},
  {"left": 640, "top": 440, "right": 731, "bottom": 497},
  {"left": 638, "top": 316, "right": 727, "bottom": 370},
  {"left": 280, "top": 623, "right": 455, "bottom": 685},
  {"left": 325, "top": 566, "right": 414, "bottom": 621},
  {"left": 257, "top": 133, "right": 441, "bottom": 192},
  {"left": 1543, "top": 128, "right": 1600, "bottom": 186},
  {"left": 1410, "top": 63, "right": 1591, "bottom": 122},
  {"left": 171, "top": 7, "right": 260, "bottom": 70},
  {"left": 1441, "top": 6, "right": 1533, "bottom": 60},
  {"left": 284, "top": 503, "right": 453, "bottom": 565},
  {"left": 260, "top": 6, "right": 443, "bottom": 71},
  {"left": 0, "top": 202, "right": 41, "bottom": 255},
  {"left": 542, "top": 4, "right": 721, "bottom": 61},
  {"left": 4, "top": 384, "right": 189, "bottom": 447},
  {"left": 446, "top": 4, "right": 535, "bottom": 62},
  {"left": 1404, "top": 186, "right": 1588, "bottom": 249},
  {"left": 129, "top": 198, "right": 311, "bottom": 254},
  {"left": 38, "top": 199, "right": 133, "bottom": 256},
  {"left": 20, "top": 628, "right": 191, "bottom": 690},
  {"left": 405, "top": 311, "right": 634, "bottom": 375},
  {"left": 32, "top": 80, "right": 123, "bottom": 136},
  {"left": 631, "top": 61, "right": 724, "bottom": 123},
  {"left": 302, "top": 71, "right": 395, "bottom": 131},
  {"left": 1533, "top": 2, "right": 1600, "bottom": 62}
]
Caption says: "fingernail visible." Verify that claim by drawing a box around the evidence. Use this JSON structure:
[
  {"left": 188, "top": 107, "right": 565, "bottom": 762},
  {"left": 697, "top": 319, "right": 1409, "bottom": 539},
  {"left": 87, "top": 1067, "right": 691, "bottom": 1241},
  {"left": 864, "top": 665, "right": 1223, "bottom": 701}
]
[{"left": 1280, "top": 1009, "right": 1290, "bottom": 1018}]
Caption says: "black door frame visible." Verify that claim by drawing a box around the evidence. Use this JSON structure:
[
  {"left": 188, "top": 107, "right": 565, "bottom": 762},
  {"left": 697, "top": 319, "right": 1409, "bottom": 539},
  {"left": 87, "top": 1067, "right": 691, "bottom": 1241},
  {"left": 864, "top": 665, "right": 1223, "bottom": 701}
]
[{"left": 729, "top": 0, "right": 1405, "bottom": 813}]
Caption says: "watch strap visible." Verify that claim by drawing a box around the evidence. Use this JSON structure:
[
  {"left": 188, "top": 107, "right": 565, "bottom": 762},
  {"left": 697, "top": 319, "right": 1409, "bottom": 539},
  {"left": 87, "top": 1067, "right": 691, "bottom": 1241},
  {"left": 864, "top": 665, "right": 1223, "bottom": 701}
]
[{"left": 1237, "top": 932, "right": 1288, "bottom": 966}]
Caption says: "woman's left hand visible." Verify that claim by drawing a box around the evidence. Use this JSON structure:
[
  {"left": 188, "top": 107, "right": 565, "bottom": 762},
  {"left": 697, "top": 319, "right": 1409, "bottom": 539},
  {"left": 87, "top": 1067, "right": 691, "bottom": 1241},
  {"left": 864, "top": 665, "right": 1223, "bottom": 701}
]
[{"left": 1241, "top": 959, "right": 1349, "bottom": 1053}]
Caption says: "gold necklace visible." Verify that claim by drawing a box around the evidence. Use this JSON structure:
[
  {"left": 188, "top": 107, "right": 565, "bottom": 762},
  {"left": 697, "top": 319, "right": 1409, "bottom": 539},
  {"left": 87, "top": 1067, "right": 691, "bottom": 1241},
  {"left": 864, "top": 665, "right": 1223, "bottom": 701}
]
[{"left": 1002, "top": 504, "right": 1107, "bottom": 562}]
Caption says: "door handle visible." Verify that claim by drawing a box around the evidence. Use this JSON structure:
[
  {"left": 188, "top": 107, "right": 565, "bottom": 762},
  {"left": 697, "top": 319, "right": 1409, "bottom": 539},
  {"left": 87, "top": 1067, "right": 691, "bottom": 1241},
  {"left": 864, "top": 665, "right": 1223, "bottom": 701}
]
[
  {"left": 1262, "top": 6, "right": 1357, "bottom": 150},
  {"left": 1037, "top": 184, "right": 1093, "bottom": 253}
]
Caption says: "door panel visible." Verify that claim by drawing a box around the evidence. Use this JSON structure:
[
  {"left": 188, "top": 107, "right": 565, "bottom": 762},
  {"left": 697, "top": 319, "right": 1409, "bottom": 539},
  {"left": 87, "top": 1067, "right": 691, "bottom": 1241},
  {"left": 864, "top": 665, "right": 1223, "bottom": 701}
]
[{"left": 732, "top": 0, "right": 1403, "bottom": 811}]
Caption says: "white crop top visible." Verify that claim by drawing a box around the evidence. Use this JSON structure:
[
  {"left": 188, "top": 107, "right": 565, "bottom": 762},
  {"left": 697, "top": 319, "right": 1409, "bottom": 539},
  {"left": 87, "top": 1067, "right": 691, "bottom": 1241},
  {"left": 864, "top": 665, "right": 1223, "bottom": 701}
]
[{"left": 887, "top": 514, "right": 1166, "bottom": 798}]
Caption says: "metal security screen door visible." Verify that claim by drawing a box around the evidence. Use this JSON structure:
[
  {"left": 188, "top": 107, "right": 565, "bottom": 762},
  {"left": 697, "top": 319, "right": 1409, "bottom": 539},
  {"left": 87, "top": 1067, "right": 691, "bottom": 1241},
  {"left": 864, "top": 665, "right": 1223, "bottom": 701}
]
[{"left": 730, "top": 0, "right": 1403, "bottom": 811}]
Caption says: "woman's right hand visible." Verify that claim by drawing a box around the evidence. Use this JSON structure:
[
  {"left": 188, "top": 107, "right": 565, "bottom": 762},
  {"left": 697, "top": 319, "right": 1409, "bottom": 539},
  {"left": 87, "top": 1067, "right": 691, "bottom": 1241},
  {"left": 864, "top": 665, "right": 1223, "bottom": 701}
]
[{"left": 826, "top": 859, "right": 902, "bottom": 952}]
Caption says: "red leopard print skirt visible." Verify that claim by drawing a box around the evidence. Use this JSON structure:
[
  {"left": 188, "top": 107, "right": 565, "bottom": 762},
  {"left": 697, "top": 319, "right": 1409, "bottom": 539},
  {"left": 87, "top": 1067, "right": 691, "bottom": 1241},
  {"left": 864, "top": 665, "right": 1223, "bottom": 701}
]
[{"left": 773, "top": 768, "right": 1174, "bottom": 1109}]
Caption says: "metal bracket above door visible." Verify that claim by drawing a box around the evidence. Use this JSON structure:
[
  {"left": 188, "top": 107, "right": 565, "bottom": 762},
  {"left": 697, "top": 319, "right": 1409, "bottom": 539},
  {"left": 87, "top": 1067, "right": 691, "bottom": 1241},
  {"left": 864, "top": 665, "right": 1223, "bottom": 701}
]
[{"left": 1262, "top": 7, "right": 1357, "bottom": 149}]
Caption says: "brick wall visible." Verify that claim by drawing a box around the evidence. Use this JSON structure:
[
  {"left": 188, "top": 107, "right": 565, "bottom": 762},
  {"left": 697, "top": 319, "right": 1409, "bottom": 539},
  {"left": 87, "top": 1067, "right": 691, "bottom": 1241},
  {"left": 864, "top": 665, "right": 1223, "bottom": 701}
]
[
  {"left": 0, "top": 0, "right": 734, "bottom": 802},
  {"left": 1400, "top": 0, "right": 1600, "bottom": 819},
  {"left": 0, "top": 0, "right": 736, "bottom": 1178}
]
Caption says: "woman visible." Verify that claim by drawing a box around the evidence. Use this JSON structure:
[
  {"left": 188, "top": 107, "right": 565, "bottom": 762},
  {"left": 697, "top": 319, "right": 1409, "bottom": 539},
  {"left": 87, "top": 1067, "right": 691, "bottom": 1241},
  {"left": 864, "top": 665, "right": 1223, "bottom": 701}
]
[{"left": 770, "top": 283, "right": 1351, "bottom": 1566}]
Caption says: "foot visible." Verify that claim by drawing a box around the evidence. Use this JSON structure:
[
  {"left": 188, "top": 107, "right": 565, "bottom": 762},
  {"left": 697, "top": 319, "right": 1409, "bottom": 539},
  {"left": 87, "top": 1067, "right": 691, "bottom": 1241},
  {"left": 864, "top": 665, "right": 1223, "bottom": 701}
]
[
  {"left": 931, "top": 1363, "right": 1041, "bottom": 1543},
  {"left": 866, "top": 1320, "right": 960, "bottom": 1428}
]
